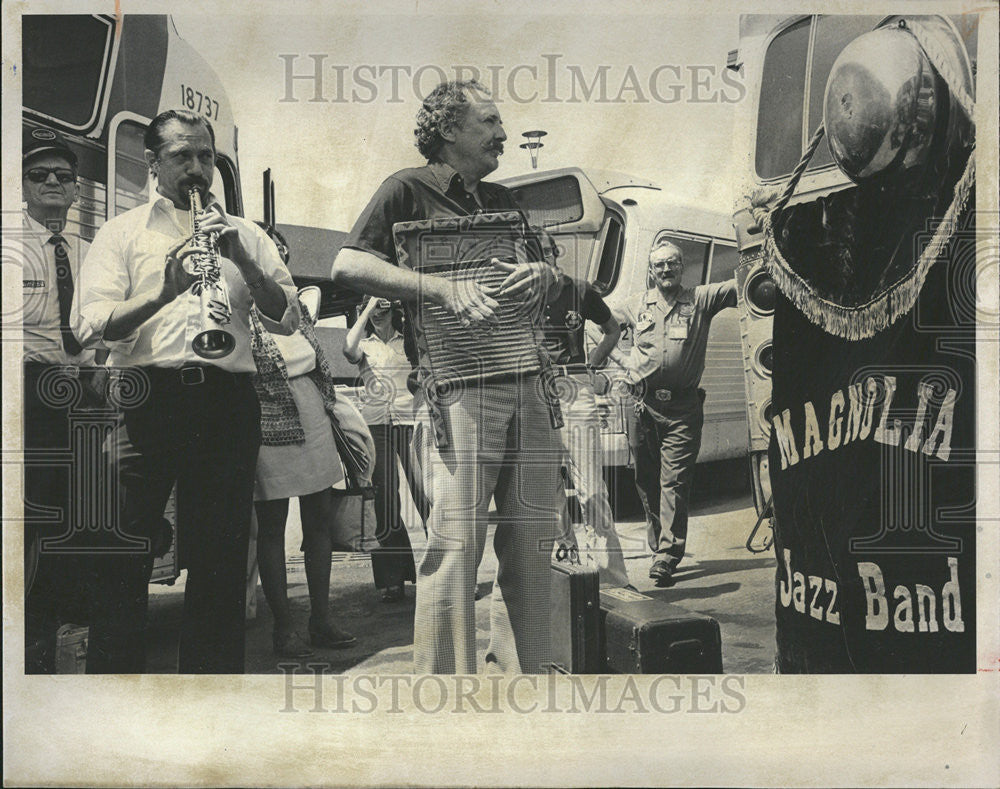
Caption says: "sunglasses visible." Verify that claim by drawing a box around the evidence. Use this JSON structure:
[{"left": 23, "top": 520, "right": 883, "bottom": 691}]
[{"left": 25, "top": 168, "right": 77, "bottom": 184}]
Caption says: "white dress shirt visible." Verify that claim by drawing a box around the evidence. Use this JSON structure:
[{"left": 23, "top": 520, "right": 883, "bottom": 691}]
[
  {"left": 20, "top": 211, "right": 95, "bottom": 365},
  {"left": 73, "top": 194, "right": 299, "bottom": 372}
]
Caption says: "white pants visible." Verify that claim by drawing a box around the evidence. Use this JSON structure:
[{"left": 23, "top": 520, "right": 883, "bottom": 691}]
[{"left": 411, "top": 376, "right": 562, "bottom": 674}]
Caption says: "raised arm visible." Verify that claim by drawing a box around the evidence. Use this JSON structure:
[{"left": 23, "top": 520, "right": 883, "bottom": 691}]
[
  {"left": 588, "top": 314, "right": 621, "bottom": 369},
  {"left": 343, "top": 296, "right": 379, "bottom": 364},
  {"left": 198, "top": 208, "right": 290, "bottom": 324}
]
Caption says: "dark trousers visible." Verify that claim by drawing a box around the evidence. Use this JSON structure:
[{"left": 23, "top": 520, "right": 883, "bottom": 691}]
[
  {"left": 85, "top": 367, "right": 260, "bottom": 674},
  {"left": 23, "top": 362, "right": 77, "bottom": 673},
  {"left": 368, "top": 423, "right": 427, "bottom": 590},
  {"left": 628, "top": 390, "right": 704, "bottom": 569}
]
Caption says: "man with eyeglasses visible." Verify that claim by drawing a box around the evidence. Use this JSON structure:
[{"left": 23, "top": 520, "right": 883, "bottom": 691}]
[
  {"left": 617, "top": 238, "right": 736, "bottom": 587},
  {"left": 20, "top": 127, "right": 105, "bottom": 672}
]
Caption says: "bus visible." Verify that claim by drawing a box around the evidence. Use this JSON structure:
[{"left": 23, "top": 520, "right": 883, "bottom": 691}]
[
  {"left": 729, "top": 13, "right": 979, "bottom": 671},
  {"left": 21, "top": 13, "right": 246, "bottom": 583},
  {"left": 728, "top": 12, "right": 979, "bottom": 516},
  {"left": 499, "top": 167, "right": 747, "bottom": 502}
]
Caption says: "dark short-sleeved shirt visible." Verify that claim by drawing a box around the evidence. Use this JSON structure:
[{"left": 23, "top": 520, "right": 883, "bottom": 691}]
[
  {"left": 344, "top": 161, "right": 541, "bottom": 368},
  {"left": 543, "top": 276, "right": 612, "bottom": 365},
  {"left": 343, "top": 161, "right": 522, "bottom": 265},
  {"left": 620, "top": 282, "right": 737, "bottom": 391}
]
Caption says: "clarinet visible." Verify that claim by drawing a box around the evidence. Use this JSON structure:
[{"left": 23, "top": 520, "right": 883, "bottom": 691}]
[{"left": 188, "top": 186, "right": 236, "bottom": 359}]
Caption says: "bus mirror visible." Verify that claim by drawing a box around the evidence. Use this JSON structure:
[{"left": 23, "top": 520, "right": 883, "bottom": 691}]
[{"left": 298, "top": 285, "right": 322, "bottom": 318}]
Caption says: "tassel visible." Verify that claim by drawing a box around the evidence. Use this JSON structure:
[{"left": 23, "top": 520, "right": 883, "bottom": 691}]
[{"left": 752, "top": 147, "right": 975, "bottom": 341}]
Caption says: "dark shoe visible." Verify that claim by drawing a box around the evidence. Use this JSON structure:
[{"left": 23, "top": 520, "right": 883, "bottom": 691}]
[
  {"left": 649, "top": 559, "right": 674, "bottom": 587},
  {"left": 380, "top": 584, "right": 405, "bottom": 603},
  {"left": 309, "top": 623, "right": 357, "bottom": 649},
  {"left": 273, "top": 630, "right": 314, "bottom": 658}
]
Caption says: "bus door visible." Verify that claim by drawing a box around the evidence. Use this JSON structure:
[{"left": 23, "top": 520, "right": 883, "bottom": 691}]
[
  {"left": 108, "top": 116, "right": 241, "bottom": 219},
  {"left": 620, "top": 228, "right": 747, "bottom": 463}
]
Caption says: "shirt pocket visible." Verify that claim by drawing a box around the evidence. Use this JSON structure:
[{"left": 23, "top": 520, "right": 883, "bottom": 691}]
[
  {"left": 667, "top": 315, "right": 690, "bottom": 341},
  {"left": 22, "top": 277, "right": 51, "bottom": 326},
  {"left": 634, "top": 320, "right": 657, "bottom": 349}
]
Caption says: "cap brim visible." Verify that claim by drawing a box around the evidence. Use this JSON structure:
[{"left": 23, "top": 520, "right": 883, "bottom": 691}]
[{"left": 23, "top": 145, "right": 78, "bottom": 166}]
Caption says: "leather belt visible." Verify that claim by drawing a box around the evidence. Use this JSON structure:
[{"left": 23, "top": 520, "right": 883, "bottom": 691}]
[
  {"left": 140, "top": 365, "right": 248, "bottom": 387},
  {"left": 643, "top": 385, "right": 697, "bottom": 404},
  {"left": 552, "top": 363, "right": 590, "bottom": 378}
]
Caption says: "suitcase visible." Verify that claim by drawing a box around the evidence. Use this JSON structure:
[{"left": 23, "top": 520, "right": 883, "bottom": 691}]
[
  {"left": 599, "top": 590, "right": 724, "bottom": 674},
  {"left": 550, "top": 560, "right": 601, "bottom": 673}
]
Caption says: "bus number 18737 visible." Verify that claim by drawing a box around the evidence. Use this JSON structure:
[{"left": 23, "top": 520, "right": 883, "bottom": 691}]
[{"left": 180, "top": 84, "right": 219, "bottom": 119}]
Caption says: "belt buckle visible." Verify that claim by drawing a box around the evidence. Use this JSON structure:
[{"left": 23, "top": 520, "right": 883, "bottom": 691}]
[
  {"left": 655, "top": 388, "right": 672, "bottom": 402},
  {"left": 180, "top": 365, "right": 206, "bottom": 386}
]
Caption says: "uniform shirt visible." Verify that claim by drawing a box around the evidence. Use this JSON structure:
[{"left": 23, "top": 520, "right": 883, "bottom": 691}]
[
  {"left": 20, "top": 211, "right": 95, "bottom": 365},
  {"left": 353, "top": 332, "right": 415, "bottom": 425},
  {"left": 620, "top": 281, "right": 737, "bottom": 391},
  {"left": 542, "top": 277, "right": 612, "bottom": 365},
  {"left": 74, "top": 193, "right": 299, "bottom": 372}
]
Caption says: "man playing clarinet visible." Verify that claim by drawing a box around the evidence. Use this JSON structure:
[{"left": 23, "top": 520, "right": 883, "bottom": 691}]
[{"left": 74, "top": 109, "right": 299, "bottom": 673}]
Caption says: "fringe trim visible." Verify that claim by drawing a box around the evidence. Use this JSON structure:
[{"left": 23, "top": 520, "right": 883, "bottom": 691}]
[{"left": 750, "top": 147, "right": 975, "bottom": 341}]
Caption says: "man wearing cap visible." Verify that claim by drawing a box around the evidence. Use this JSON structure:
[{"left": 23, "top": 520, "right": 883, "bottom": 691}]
[
  {"left": 73, "top": 109, "right": 299, "bottom": 673},
  {"left": 332, "top": 80, "right": 562, "bottom": 674},
  {"left": 618, "top": 238, "right": 736, "bottom": 587},
  {"left": 20, "top": 127, "right": 106, "bottom": 672}
]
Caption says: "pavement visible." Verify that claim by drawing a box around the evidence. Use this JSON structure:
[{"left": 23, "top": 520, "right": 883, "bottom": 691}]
[{"left": 145, "top": 459, "right": 777, "bottom": 674}]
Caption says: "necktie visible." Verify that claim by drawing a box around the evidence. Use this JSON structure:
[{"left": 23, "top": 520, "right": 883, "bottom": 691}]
[{"left": 48, "top": 234, "right": 84, "bottom": 357}]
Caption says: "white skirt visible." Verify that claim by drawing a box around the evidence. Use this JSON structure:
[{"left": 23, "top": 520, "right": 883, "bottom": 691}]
[{"left": 254, "top": 375, "right": 344, "bottom": 501}]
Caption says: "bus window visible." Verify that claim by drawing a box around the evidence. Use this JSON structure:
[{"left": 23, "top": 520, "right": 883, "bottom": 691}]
[
  {"left": 806, "top": 16, "right": 883, "bottom": 171},
  {"left": 653, "top": 234, "right": 709, "bottom": 289},
  {"left": 510, "top": 176, "right": 585, "bottom": 227},
  {"left": 755, "top": 17, "right": 810, "bottom": 179},
  {"left": 114, "top": 120, "right": 150, "bottom": 216},
  {"left": 709, "top": 241, "right": 739, "bottom": 283},
  {"left": 23, "top": 15, "right": 115, "bottom": 131},
  {"left": 593, "top": 214, "right": 624, "bottom": 294},
  {"left": 756, "top": 15, "right": 884, "bottom": 179},
  {"left": 114, "top": 123, "right": 239, "bottom": 216}
]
